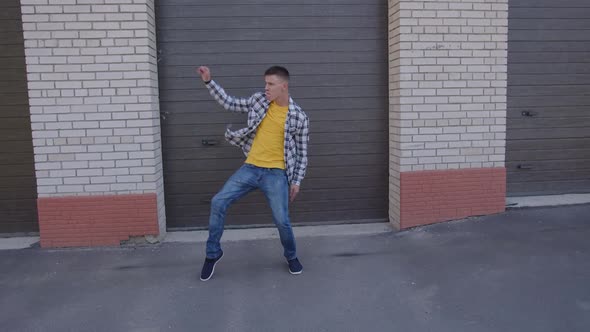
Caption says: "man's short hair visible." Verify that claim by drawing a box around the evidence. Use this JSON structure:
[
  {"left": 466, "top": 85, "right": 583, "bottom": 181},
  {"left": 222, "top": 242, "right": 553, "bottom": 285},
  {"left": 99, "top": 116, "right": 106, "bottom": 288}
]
[{"left": 264, "top": 66, "right": 290, "bottom": 82}]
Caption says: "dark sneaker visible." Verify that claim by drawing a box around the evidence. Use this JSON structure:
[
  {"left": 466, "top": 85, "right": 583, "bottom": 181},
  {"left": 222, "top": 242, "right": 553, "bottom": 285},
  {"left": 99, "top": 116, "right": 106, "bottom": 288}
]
[
  {"left": 200, "top": 251, "right": 223, "bottom": 281},
  {"left": 287, "top": 258, "right": 303, "bottom": 275}
]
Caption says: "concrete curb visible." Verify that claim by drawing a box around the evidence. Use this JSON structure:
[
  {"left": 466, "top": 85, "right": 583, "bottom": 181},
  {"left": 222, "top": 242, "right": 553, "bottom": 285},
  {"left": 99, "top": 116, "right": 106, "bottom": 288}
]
[
  {"left": 164, "top": 222, "right": 395, "bottom": 243},
  {"left": 0, "top": 223, "right": 394, "bottom": 250},
  {"left": 0, "top": 237, "right": 39, "bottom": 250},
  {"left": 507, "top": 194, "right": 590, "bottom": 208}
]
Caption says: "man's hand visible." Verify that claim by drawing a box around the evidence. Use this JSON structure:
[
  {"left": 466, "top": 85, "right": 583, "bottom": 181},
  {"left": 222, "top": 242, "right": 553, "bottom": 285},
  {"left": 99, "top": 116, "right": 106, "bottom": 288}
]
[
  {"left": 198, "top": 66, "right": 211, "bottom": 82},
  {"left": 290, "top": 185, "right": 300, "bottom": 203}
]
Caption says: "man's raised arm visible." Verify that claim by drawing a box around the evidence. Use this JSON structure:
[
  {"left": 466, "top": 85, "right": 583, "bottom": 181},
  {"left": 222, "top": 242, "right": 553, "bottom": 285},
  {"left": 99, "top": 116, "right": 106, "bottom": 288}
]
[{"left": 198, "top": 66, "right": 251, "bottom": 114}]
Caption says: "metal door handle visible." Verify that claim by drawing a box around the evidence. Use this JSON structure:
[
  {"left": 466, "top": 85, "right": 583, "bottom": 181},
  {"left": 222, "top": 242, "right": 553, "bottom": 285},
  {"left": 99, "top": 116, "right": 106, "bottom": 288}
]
[
  {"left": 521, "top": 111, "right": 537, "bottom": 117},
  {"left": 202, "top": 139, "right": 219, "bottom": 146}
]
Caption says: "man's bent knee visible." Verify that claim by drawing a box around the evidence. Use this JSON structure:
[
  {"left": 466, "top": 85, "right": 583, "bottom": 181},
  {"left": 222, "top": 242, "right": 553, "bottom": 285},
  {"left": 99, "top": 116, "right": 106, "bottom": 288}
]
[{"left": 210, "top": 194, "right": 230, "bottom": 214}]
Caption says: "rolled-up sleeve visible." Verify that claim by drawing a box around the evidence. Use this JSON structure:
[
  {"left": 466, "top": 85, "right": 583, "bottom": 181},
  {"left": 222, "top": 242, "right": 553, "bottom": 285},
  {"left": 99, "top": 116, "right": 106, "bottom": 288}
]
[{"left": 205, "top": 80, "right": 251, "bottom": 113}]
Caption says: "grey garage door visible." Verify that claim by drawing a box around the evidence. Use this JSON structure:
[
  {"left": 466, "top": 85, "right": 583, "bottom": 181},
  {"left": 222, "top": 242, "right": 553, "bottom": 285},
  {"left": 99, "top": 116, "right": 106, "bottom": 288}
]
[
  {"left": 506, "top": 0, "right": 590, "bottom": 196},
  {"left": 0, "top": 0, "right": 38, "bottom": 233},
  {"left": 156, "top": 0, "right": 389, "bottom": 229}
]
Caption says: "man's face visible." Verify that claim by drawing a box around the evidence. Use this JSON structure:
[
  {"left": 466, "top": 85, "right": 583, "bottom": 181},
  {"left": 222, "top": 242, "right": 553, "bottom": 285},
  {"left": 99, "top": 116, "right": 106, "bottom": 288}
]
[{"left": 264, "top": 75, "right": 287, "bottom": 101}]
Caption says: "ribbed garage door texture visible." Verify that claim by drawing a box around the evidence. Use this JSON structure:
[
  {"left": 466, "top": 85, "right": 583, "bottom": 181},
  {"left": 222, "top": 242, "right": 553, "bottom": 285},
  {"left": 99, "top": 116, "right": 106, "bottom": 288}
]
[
  {"left": 156, "top": 0, "right": 389, "bottom": 228},
  {"left": 0, "top": 0, "right": 38, "bottom": 233},
  {"left": 506, "top": 0, "right": 590, "bottom": 196}
]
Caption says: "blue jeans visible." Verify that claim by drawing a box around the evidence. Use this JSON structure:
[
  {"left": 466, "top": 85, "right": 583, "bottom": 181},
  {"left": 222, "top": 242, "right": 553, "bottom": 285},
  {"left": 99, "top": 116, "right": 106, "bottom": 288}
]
[{"left": 206, "top": 164, "right": 297, "bottom": 260}]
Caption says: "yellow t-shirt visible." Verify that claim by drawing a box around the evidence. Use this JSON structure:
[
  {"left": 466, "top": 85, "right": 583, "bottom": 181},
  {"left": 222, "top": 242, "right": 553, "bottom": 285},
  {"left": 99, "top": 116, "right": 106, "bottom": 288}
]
[{"left": 245, "top": 101, "right": 289, "bottom": 169}]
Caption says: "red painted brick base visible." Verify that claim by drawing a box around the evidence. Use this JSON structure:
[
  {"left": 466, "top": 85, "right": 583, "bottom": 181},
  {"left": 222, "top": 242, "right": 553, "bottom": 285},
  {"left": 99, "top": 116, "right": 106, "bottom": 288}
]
[
  {"left": 400, "top": 167, "right": 506, "bottom": 229},
  {"left": 37, "top": 194, "right": 159, "bottom": 248}
]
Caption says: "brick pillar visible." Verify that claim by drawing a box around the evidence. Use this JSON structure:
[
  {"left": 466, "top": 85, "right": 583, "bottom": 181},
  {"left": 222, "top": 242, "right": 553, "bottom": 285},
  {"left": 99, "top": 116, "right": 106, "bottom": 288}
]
[
  {"left": 389, "top": 0, "right": 508, "bottom": 229},
  {"left": 20, "top": 0, "right": 165, "bottom": 247}
]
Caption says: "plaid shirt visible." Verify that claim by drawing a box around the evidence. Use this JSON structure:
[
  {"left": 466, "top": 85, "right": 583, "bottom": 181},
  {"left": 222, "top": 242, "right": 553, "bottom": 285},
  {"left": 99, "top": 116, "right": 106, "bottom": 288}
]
[{"left": 205, "top": 80, "right": 309, "bottom": 186}]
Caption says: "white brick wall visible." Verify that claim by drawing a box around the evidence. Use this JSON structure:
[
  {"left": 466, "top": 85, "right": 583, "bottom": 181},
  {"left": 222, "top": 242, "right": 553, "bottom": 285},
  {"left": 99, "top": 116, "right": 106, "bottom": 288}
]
[
  {"left": 389, "top": 0, "right": 402, "bottom": 229},
  {"left": 389, "top": 0, "right": 508, "bottom": 173},
  {"left": 21, "top": 0, "right": 166, "bottom": 233}
]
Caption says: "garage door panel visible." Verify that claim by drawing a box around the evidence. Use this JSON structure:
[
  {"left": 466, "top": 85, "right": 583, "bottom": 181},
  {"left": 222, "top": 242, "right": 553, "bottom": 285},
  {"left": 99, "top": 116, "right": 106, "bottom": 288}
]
[
  {"left": 509, "top": 41, "right": 590, "bottom": 53},
  {"left": 0, "top": 176, "right": 37, "bottom": 189},
  {"left": 507, "top": 168, "right": 590, "bottom": 183},
  {"left": 165, "top": 165, "right": 386, "bottom": 185},
  {"left": 158, "top": 16, "right": 382, "bottom": 31},
  {"left": 507, "top": 85, "right": 589, "bottom": 97},
  {"left": 164, "top": 108, "right": 386, "bottom": 125},
  {"left": 0, "top": 46, "right": 25, "bottom": 58},
  {"left": 166, "top": 174, "right": 387, "bottom": 194},
  {"left": 164, "top": 153, "right": 387, "bottom": 173},
  {"left": 164, "top": 131, "right": 386, "bottom": 152},
  {"left": 0, "top": 153, "right": 37, "bottom": 165},
  {"left": 165, "top": 119, "right": 388, "bottom": 133},
  {"left": 507, "top": 128, "right": 589, "bottom": 140},
  {"left": 0, "top": 92, "right": 30, "bottom": 106},
  {"left": 508, "top": 52, "right": 590, "bottom": 64},
  {"left": 512, "top": 0, "right": 590, "bottom": 8},
  {"left": 0, "top": 69, "right": 28, "bottom": 82},
  {"left": 508, "top": 117, "right": 590, "bottom": 129},
  {"left": 157, "top": 4, "right": 382, "bottom": 18},
  {"left": 157, "top": 0, "right": 388, "bottom": 228},
  {"left": 160, "top": 74, "right": 387, "bottom": 89},
  {"left": 0, "top": 0, "right": 38, "bottom": 233},
  {"left": 161, "top": 112, "right": 248, "bottom": 128},
  {"left": 506, "top": 148, "right": 590, "bottom": 162},
  {"left": 158, "top": 62, "right": 384, "bottom": 78},
  {"left": 159, "top": 89, "right": 388, "bottom": 103},
  {"left": 0, "top": 199, "right": 38, "bottom": 213},
  {"left": 0, "top": 5, "right": 23, "bottom": 18},
  {"left": 507, "top": 159, "right": 590, "bottom": 172},
  {"left": 164, "top": 159, "right": 388, "bottom": 181},
  {"left": 158, "top": 28, "right": 385, "bottom": 43},
  {"left": 170, "top": 197, "right": 387, "bottom": 218},
  {"left": 0, "top": 140, "right": 33, "bottom": 154},
  {"left": 171, "top": 208, "right": 387, "bottom": 229},
  {"left": 0, "top": 106, "right": 29, "bottom": 119},
  {"left": 163, "top": 119, "right": 387, "bottom": 138},
  {"left": 167, "top": 186, "right": 387, "bottom": 206},
  {"left": 0, "top": 81, "right": 28, "bottom": 93},
  {"left": 162, "top": 51, "right": 385, "bottom": 66},
  {"left": 164, "top": 142, "right": 386, "bottom": 160},
  {"left": 2, "top": 129, "right": 49, "bottom": 141},
  {"left": 507, "top": 138, "right": 590, "bottom": 151},
  {"left": 509, "top": 19, "right": 590, "bottom": 30},
  {"left": 507, "top": 0, "right": 590, "bottom": 195},
  {"left": 0, "top": 32, "right": 23, "bottom": 45},
  {"left": 0, "top": 222, "right": 39, "bottom": 234},
  {"left": 511, "top": 0, "right": 590, "bottom": 7},
  {"left": 507, "top": 106, "right": 589, "bottom": 119},
  {"left": 160, "top": 97, "right": 386, "bottom": 113},
  {"left": 0, "top": 56, "right": 27, "bottom": 68},
  {"left": 160, "top": 86, "right": 387, "bottom": 102},
  {"left": 162, "top": 0, "right": 384, "bottom": 5},
  {"left": 509, "top": 29, "right": 590, "bottom": 41},
  {"left": 0, "top": 118, "right": 41, "bottom": 130},
  {"left": 509, "top": 75, "right": 590, "bottom": 86},
  {"left": 163, "top": 131, "right": 386, "bottom": 147},
  {"left": 160, "top": 39, "right": 384, "bottom": 54},
  {"left": 508, "top": 96, "right": 590, "bottom": 108},
  {"left": 509, "top": 63, "right": 590, "bottom": 75},
  {"left": 510, "top": 8, "right": 590, "bottom": 19},
  {"left": 0, "top": 19, "right": 22, "bottom": 32}
]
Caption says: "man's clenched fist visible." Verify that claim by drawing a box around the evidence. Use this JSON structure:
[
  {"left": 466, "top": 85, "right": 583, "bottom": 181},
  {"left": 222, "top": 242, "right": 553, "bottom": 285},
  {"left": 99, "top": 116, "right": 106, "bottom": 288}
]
[
  {"left": 290, "top": 185, "right": 300, "bottom": 203},
  {"left": 198, "top": 66, "right": 211, "bottom": 82}
]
